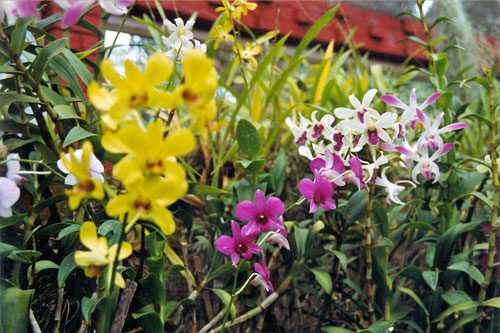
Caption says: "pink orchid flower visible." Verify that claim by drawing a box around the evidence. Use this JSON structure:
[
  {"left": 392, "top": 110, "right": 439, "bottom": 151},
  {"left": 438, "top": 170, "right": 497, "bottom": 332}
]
[
  {"left": 299, "top": 171, "right": 336, "bottom": 213},
  {"left": 55, "top": 0, "right": 133, "bottom": 28},
  {"left": 0, "top": 0, "right": 42, "bottom": 24},
  {"left": 415, "top": 109, "right": 469, "bottom": 151},
  {"left": 381, "top": 88, "right": 441, "bottom": 128},
  {"left": 235, "top": 190, "right": 285, "bottom": 234},
  {"left": 251, "top": 256, "right": 274, "bottom": 292},
  {"left": 216, "top": 221, "right": 261, "bottom": 266},
  {"left": 310, "top": 150, "right": 346, "bottom": 187},
  {"left": 266, "top": 228, "right": 290, "bottom": 250},
  {"left": 346, "top": 156, "right": 366, "bottom": 190},
  {"left": 396, "top": 143, "right": 454, "bottom": 184}
]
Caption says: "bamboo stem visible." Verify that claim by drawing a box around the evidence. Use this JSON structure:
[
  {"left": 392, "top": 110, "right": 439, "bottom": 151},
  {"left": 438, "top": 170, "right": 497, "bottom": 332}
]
[
  {"left": 365, "top": 174, "right": 377, "bottom": 324},
  {"left": 474, "top": 70, "right": 499, "bottom": 333}
]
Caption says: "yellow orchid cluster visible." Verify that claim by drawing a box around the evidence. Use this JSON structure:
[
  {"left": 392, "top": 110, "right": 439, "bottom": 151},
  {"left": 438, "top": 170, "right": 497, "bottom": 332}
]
[
  {"left": 75, "top": 222, "right": 132, "bottom": 288},
  {"left": 86, "top": 49, "right": 218, "bottom": 235},
  {"left": 210, "top": 0, "right": 261, "bottom": 66}
]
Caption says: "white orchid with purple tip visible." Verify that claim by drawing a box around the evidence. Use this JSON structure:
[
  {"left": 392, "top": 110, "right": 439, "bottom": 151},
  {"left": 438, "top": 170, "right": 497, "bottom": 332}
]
[
  {"left": 381, "top": 88, "right": 442, "bottom": 128},
  {"left": 415, "top": 109, "right": 469, "bottom": 151},
  {"left": 375, "top": 167, "right": 415, "bottom": 205},
  {"left": 348, "top": 111, "right": 398, "bottom": 151},
  {"left": 334, "top": 89, "right": 380, "bottom": 122}
]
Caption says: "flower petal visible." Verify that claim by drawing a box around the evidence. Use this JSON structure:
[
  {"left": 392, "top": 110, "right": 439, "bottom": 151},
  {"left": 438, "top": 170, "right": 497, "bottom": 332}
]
[
  {"left": 264, "top": 197, "right": 285, "bottom": 217},
  {"left": 253, "top": 190, "right": 266, "bottom": 212},
  {"left": 79, "top": 222, "right": 98, "bottom": 252},
  {"left": 298, "top": 178, "right": 315, "bottom": 200},
  {"left": 216, "top": 235, "right": 235, "bottom": 255},
  {"left": 235, "top": 200, "right": 256, "bottom": 221},
  {"left": 381, "top": 94, "right": 407, "bottom": 109}
]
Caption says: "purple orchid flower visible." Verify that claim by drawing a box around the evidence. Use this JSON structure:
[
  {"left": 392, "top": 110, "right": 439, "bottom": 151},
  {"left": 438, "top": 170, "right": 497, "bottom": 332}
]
[
  {"left": 235, "top": 190, "right": 285, "bottom": 234},
  {"left": 55, "top": 0, "right": 133, "bottom": 28},
  {"left": 310, "top": 150, "right": 346, "bottom": 187},
  {"left": 0, "top": 0, "right": 41, "bottom": 24},
  {"left": 346, "top": 156, "right": 366, "bottom": 190},
  {"left": 381, "top": 88, "right": 441, "bottom": 128},
  {"left": 216, "top": 221, "right": 261, "bottom": 266},
  {"left": 415, "top": 109, "right": 469, "bottom": 151},
  {"left": 252, "top": 256, "right": 274, "bottom": 292},
  {"left": 299, "top": 171, "right": 336, "bottom": 213}
]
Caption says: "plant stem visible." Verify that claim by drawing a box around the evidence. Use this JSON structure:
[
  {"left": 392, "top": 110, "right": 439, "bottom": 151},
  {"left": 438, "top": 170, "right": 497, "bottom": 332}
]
[
  {"left": 220, "top": 270, "right": 238, "bottom": 331},
  {"left": 474, "top": 70, "right": 499, "bottom": 333},
  {"left": 365, "top": 171, "right": 378, "bottom": 324}
]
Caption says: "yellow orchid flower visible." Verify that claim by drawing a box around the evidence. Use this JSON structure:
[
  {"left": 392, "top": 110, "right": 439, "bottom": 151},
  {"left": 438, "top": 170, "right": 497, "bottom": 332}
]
[
  {"left": 208, "top": 20, "right": 234, "bottom": 50},
  {"left": 88, "top": 52, "right": 176, "bottom": 128},
  {"left": 60, "top": 142, "right": 104, "bottom": 210},
  {"left": 215, "top": 0, "right": 257, "bottom": 21},
  {"left": 101, "top": 120, "right": 195, "bottom": 185},
  {"left": 106, "top": 176, "right": 187, "bottom": 235},
  {"left": 173, "top": 49, "right": 218, "bottom": 132},
  {"left": 232, "top": 42, "right": 262, "bottom": 67},
  {"left": 74, "top": 222, "right": 132, "bottom": 288}
]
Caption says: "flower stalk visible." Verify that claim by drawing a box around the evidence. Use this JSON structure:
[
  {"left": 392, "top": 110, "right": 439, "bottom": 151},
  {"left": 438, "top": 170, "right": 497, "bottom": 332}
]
[
  {"left": 474, "top": 70, "right": 499, "bottom": 332},
  {"left": 365, "top": 168, "right": 378, "bottom": 324}
]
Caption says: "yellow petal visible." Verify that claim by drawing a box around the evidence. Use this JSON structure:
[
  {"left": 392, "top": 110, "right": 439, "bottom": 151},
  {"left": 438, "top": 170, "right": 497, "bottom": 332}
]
[
  {"left": 118, "top": 241, "right": 133, "bottom": 260},
  {"left": 162, "top": 128, "right": 195, "bottom": 157},
  {"left": 101, "top": 59, "right": 129, "bottom": 92},
  {"left": 114, "top": 272, "right": 126, "bottom": 288},
  {"left": 106, "top": 194, "right": 135, "bottom": 217},
  {"left": 88, "top": 82, "right": 117, "bottom": 111},
  {"left": 123, "top": 60, "right": 142, "bottom": 87},
  {"left": 79, "top": 222, "right": 97, "bottom": 251},
  {"left": 145, "top": 52, "right": 173, "bottom": 87},
  {"left": 151, "top": 204, "right": 176, "bottom": 235},
  {"left": 109, "top": 98, "right": 133, "bottom": 122},
  {"left": 75, "top": 250, "right": 108, "bottom": 266},
  {"left": 96, "top": 236, "right": 109, "bottom": 255}
]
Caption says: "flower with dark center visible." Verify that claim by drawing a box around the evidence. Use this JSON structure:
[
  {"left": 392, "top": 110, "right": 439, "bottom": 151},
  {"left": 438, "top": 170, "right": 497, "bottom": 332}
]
[{"left": 236, "top": 190, "right": 285, "bottom": 234}]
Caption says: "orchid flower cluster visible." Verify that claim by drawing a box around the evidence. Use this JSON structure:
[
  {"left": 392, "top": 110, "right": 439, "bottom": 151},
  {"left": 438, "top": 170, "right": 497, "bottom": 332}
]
[
  {"left": 287, "top": 88, "right": 468, "bottom": 210},
  {"left": 0, "top": 0, "right": 133, "bottom": 28},
  {"left": 216, "top": 190, "right": 290, "bottom": 292},
  {"left": 162, "top": 18, "right": 207, "bottom": 60}
]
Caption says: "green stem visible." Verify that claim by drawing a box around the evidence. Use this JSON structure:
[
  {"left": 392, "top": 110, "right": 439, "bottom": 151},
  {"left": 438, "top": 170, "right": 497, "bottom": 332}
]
[
  {"left": 365, "top": 169, "right": 378, "bottom": 324},
  {"left": 474, "top": 70, "right": 499, "bottom": 333},
  {"left": 220, "top": 270, "right": 238, "bottom": 331}
]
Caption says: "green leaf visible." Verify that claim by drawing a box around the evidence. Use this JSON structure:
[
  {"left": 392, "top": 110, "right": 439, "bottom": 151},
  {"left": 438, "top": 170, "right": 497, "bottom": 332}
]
[
  {"left": 433, "top": 222, "right": 481, "bottom": 269},
  {"left": 0, "top": 92, "right": 41, "bottom": 108},
  {"left": 190, "top": 183, "right": 229, "bottom": 196},
  {"left": 8, "top": 250, "right": 42, "bottom": 264},
  {"left": 12, "top": 17, "right": 34, "bottom": 55},
  {"left": 321, "top": 327, "right": 355, "bottom": 333},
  {"left": 133, "top": 310, "right": 163, "bottom": 333},
  {"left": 0, "top": 242, "right": 18, "bottom": 259},
  {"left": 0, "top": 287, "right": 33, "bottom": 333},
  {"left": 398, "top": 286, "right": 430, "bottom": 319},
  {"left": 272, "top": 148, "right": 286, "bottom": 196},
  {"left": 459, "top": 76, "right": 490, "bottom": 91},
  {"left": 0, "top": 214, "right": 27, "bottom": 229},
  {"left": 482, "top": 297, "right": 500, "bottom": 309},
  {"left": 290, "top": 4, "right": 339, "bottom": 64},
  {"left": 58, "top": 224, "right": 81, "bottom": 240},
  {"left": 432, "top": 300, "right": 479, "bottom": 322},
  {"left": 448, "top": 261, "right": 484, "bottom": 285},
  {"left": 294, "top": 227, "right": 309, "bottom": 259},
  {"left": 236, "top": 157, "right": 266, "bottom": 173},
  {"left": 449, "top": 313, "right": 479, "bottom": 333},
  {"left": 372, "top": 201, "right": 389, "bottom": 237},
  {"left": 54, "top": 105, "right": 84, "bottom": 120},
  {"left": 61, "top": 48, "right": 93, "bottom": 86},
  {"left": 236, "top": 119, "right": 261, "bottom": 158},
  {"left": 309, "top": 267, "right": 332, "bottom": 294},
  {"left": 368, "top": 307, "right": 411, "bottom": 333},
  {"left": 48, "top": 55, "right": 87, "bottom": 103},
  {"left": 442, "top": 290, "right": 475, "bottom": 314},
  {"left": 207, "top": 262, "right": 235, "bottom": 281},
  {"left": 210, "top": 288, "right": 236, "bottom": 318},
  {"left": 81, "top": 296, "right": 102, "bottom": 322},
  {"left": 429, "top": 16, "right": 454, "bottom": 31},
  {"left": 57, "top": 252, "right": 78, "bottom": 288},
  {"left": 62, "top": 126, "right": 98, "bottom": 146},
  {"left": 33, "top": 193, "right": 67, "bottom": 215},
  {"left": 422, "top": 270, "right": 439, "bottom": 291},
  {"left": 400, "top": 36, "right": 428, "bottom": 47},
  {"left": 140, "top": 274, "right": 166, "bottom": 306},
  {"left": 31, "top": 38, "right": 68, "bottom": 84},
  {"left": 329, "top": 250, "right": 347, "bottom": 270},
  {"left": 163, "top": 301, "right": 178, "bottom": 319},
  {"left": 27, "top": 260, "right": 59, "bottom": 279}
]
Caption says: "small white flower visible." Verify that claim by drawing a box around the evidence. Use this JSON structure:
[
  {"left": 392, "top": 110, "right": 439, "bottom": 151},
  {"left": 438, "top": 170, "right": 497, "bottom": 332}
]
[
  {"left": 375, "top": 167, "right": 415, "bottom": 205},
  {"left": 57, "top": 149, "right": 104, "bottom": 186},
  {"left": 164, "top": 17, "right": 195, "bottom": 43},
  {"left": 334, "top": 89, "right": 379, "bottom": 121},
  {"left": 0, "top": 177, "right": 20, "bottom": 217}
]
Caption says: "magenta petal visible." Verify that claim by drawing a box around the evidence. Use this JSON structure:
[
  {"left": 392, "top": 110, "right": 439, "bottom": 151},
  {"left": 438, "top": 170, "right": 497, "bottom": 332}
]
[
  {"left": 420, "top": 93, "right": 442, "bottom": 110},
  {"left": 245, "top": 221, "right": 261, "bottom": 236},
  {"left": 441, "top": 143, "right": 454, "bottom": 154},
  {"left": 439, "top": 122, "right": 469, "bottom": 133},
  {"left": 235, "top": 200, "right": 256, "bottom": 221},
  {"left": 368, "top": 131, "right": 379, "bottom": 146},
  {"left": 349, "top": 157, "right": 363, "bottom": 179},
  {"left": 247, "top": 242, "right": 262, "bottom": 255},
  {"left": 117, "top": 0, "right": 134, "bottom": 6},
  {"left": 216, "top": 236, "right": 235, "bottom": 255},
  {"left": 268, "top": 216, "right": 285, "bottom": 230},
  {"left": 416, "top": 108, "right": 427, "bottom": 124},
  {"left": 422, "top": 170, "right": 431, "bottom": 180},
  {"left": 17, "top": 0, "right": 41, "bottom": 17},
  {"left": 320, "top": 197, "right": 336, "bottom": 211},
  {"left": 381, "top": 95, "right": 407, "bottom": 108},
  {"left": 231, "top": 253, "right": 240, "bottom": 266},
  {"left": 309, "top": 201, "right": 318, "bottom": 213},
  {"left": 231, "top": 221, "right": 241, "bottom": 241},
  {"left": 381, "top": 142, "right": 395, "bottom": 151},
  {"left": 241, "top": 223, "right": 259, "bottom": 241},
  {"left": 299, "top": 178, "right": 315, "bottom": 200},
  {"left": 265, "top": 197, "right": 285, "bottom": 216},
  {"left": 310, "top": 158, "right": 325, "bottom": 173},
  {"left": 395, "top": 146, "right": 413, "bottom": 157},
  {"left": 254, "top": 190, "right": 266, "bottom": 212},
  {"left": 62, "top": 2, "right": 92, "bottom": 28}
]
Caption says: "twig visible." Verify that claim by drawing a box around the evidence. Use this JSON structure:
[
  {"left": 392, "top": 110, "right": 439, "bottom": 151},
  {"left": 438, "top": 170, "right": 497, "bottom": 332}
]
[
  {"left": 30, "top": 308, "right": 42, "bottom": 333},
  {"left": 111, "top": 280, "right": 138, "bottom": 333},
  {"left": 53, "top": 287, "right": 65, "bottom": 333}
]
